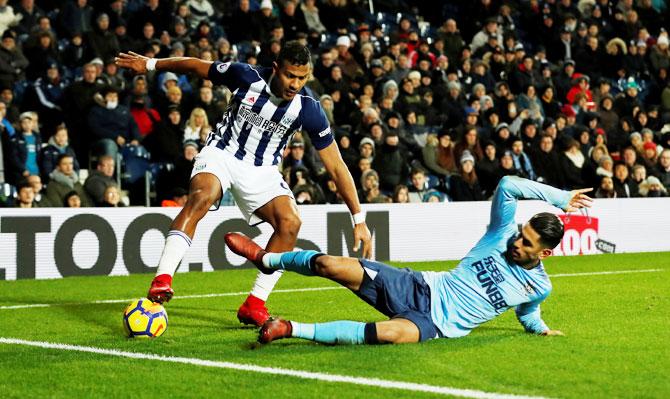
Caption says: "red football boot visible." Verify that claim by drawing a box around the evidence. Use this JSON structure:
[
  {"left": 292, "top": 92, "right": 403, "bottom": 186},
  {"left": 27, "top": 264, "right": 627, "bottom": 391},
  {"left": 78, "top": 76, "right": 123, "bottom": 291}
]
[
  {"left": 237, "top": 295, "right": 270, "bottom": 326},
  {"left": 258, "top": 317, "right": 293, "bottom": 344},
  {"left": 147, "top": 274, "right": 174, "bottom": 304},
  {"left": 224, "top": 233, "right": 273, "bottom": 274}
]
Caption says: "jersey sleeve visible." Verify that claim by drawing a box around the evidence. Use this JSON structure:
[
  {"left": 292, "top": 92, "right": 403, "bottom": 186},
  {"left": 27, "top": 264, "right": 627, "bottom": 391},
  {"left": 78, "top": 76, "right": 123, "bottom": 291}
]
[
  {"left": 300, "top": 97, "right": 334, "bottom": 151},
  {"left": 488, "top": 176, "right": 572, "bottom": 233},
  {"left": 515, "top": 290, "right": 551, "bottom": 334},
  {"left": 207, "top": 61, "right": 247, "bottom": 91}
]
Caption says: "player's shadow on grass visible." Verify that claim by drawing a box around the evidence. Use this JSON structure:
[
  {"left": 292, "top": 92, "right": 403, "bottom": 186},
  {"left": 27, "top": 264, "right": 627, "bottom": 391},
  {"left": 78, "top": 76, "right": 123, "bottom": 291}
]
[{"left": 59, "top": 303, "right": 130, "bottom": 337}]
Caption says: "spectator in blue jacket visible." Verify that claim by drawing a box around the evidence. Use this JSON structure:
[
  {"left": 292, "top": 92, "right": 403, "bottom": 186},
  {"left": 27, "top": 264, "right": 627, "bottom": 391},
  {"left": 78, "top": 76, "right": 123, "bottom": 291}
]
[{"left": 6, "top": 112, "right": 41, "bottom": 185}]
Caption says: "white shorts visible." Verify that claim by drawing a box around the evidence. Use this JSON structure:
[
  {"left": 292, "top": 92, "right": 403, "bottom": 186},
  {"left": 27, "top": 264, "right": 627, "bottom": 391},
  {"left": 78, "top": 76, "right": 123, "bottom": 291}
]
[{"left": 191, "top": 146, "right": 295, "bottom": 225}]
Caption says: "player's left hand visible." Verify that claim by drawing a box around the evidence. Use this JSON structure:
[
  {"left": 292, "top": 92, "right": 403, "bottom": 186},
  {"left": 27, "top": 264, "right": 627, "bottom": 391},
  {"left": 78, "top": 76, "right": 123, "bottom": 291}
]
[
  {"left": 565, "top": 188, "right": 593, "bottom": 212},
  {"left": 541, "top": 329, "right": 565, "bottom": 336},
  {"left": 116, "top": 51, "right": 150, "bottom": 74},
  {"left": 353, "top": 222, "right": 372, "bottom": 259}
]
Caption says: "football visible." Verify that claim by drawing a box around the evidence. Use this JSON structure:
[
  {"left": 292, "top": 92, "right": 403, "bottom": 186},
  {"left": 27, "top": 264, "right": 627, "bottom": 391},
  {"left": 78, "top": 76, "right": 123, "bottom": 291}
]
[{"left": 122, "top": 298, "right": 168, "bottom": 338}]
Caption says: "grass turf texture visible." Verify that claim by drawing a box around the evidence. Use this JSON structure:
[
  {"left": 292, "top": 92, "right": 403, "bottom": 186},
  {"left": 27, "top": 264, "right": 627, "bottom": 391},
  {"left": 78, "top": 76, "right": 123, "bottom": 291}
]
[{"left": 0, "top": 252, "right": 668, "bottom": 398}]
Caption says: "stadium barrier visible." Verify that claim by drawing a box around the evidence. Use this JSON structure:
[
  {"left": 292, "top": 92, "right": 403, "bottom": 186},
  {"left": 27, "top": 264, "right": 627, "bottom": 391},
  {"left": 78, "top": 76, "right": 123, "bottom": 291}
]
[{"left": 1, "top": 198, "right": 669, "bottom": 280}]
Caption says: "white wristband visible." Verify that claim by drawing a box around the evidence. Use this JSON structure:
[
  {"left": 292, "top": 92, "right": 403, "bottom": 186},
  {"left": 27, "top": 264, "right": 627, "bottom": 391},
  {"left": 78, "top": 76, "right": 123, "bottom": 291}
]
[
  {"left": 146, "top": 58, "right": 158, "bottom": 71},
  {"left": 352, "top": 211, "right": 366, "bottom": 225}
]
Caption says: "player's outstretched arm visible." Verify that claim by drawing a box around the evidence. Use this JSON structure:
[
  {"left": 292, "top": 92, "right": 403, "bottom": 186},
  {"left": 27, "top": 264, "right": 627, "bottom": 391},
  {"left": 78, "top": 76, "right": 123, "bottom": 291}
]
[
  {"left": 319, "top": 142, "right": 372, "bottom": 258},
  {"left": 115, "top": 51, "right": 213, "bottom": 79}
]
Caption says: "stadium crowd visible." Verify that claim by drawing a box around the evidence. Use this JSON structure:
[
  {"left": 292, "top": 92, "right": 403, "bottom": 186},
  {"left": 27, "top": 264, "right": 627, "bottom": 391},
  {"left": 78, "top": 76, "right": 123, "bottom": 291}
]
[{"left": 1, "top": 0, "right": 670, "bottom": 208}]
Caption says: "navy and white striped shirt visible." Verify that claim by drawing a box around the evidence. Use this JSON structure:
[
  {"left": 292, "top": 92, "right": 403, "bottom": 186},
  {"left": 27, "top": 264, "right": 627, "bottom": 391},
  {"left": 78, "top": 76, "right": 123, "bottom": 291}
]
[{"left": 206, "top": 61, "right": 333, "bottom": 166}]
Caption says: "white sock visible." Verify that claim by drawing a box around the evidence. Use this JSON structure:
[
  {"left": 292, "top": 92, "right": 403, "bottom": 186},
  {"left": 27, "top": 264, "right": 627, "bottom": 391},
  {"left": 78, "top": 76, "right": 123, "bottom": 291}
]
[
  {"left": 249, "top": 269, "right": 284, "bottom": 301},
  {"left": 156, "top": 230, "right": 192, "bottom": 277}
]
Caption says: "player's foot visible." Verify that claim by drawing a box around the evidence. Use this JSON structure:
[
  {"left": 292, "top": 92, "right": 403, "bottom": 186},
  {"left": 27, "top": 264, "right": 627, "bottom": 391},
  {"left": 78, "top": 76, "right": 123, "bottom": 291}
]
[
  {"left": 237, "top": 298, "right": 271, "bottom": 326},
  {"left": 147, "top": 275, "right": 174, "bottom": 304},
  {"left": 258, "top": 317, "right": 293, "bottom": 344},
  {"left": 224, "top": 233, "right": 273, "bottom": 274}
]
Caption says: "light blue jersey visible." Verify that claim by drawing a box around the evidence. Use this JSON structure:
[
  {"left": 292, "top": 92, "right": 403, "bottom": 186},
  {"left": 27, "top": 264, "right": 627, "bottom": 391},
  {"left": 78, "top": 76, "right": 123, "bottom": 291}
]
[{"left": 422, "top": 176, "right": 571, "bottom": 338}]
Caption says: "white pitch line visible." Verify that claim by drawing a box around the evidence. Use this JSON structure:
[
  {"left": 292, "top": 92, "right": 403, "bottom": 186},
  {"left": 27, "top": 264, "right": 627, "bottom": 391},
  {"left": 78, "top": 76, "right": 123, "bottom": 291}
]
[
  {"left": 0, "top": 268, "right": 664, "bottom": 311},
  {"left": 550, "top": 268, "right": 664, "bottom": 277},
  {"left": 0, "top": 286, "right": 345, "bottom": 310},
  {"left": 0, "top": 337, "right": 551, "bottom": 399}
]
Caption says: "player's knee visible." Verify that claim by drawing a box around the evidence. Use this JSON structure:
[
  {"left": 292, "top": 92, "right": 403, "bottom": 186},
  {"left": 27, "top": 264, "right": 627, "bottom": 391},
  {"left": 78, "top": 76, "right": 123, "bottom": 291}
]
[
  {"left": 276, "top": 214, "right": 301, "bottom": 239},
  {"left": 313, "top": 256, "right": 339, "bottom": 278},
  {"left": 186, "top": 188, "right": 217, "bottom": 213},
  {"left": 376, "top": 322, "right": 419, "bottom": 344}
]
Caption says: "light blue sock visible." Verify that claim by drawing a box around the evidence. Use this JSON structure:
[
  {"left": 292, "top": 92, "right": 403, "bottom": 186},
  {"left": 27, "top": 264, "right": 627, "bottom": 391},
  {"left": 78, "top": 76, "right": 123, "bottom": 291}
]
[
  {"left": 291, "top": 321, "right": 366, "bottom": 344},
  {"left": 263, "top": 250, "right": 321, "bottom": 276}
]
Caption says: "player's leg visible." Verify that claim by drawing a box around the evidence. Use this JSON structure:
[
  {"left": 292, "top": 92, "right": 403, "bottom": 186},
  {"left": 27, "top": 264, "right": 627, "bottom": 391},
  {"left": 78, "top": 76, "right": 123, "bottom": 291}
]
[
  {"left": 225, "top": 232, "right": 365, "bottom": 290},
  {"left": 259, "top": 318, "right": 420, "bottom": 344},
  {"left": 237, "top": 196, "right": 302, "bottom": 325},
  {"left": 148, "top": 172, "right": 222, "bottom": 303}
]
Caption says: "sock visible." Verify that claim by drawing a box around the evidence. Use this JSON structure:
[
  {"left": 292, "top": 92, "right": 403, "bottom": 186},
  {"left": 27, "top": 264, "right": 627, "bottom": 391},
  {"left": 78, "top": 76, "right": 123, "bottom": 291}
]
[
  {"left": 262, "top": 250, "right": 321, "bottom": 276},
  {"left": 291, "top": 320, "right": 366, "bottom": 344},
  {"left": 155, "top": 230, "right": 192, "bottom": 277},
  {"left": 248, "top": 269, "right": 284, "bottom": 302}
]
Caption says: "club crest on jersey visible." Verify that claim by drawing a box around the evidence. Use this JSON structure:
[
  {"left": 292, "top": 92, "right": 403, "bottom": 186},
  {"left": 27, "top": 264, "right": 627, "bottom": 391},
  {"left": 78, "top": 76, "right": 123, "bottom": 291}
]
[
  {"left": 217, "top": 62, "right": 231, "bottom": 73},
  {"left": 281, "top": 114, "right": 295, "bottom": 126}
]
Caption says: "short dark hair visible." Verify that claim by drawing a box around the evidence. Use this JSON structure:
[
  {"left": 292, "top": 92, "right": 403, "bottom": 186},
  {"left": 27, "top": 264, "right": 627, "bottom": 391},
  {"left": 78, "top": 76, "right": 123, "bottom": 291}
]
[
  {"left": 529, "top": 212, "right": 564, "bottom": 249},
  {"left": 57, "top": 153, "right": 73, "bottom": 165},
  {"left": 277, "top": 40, "right": 311, "bottom": 66}
]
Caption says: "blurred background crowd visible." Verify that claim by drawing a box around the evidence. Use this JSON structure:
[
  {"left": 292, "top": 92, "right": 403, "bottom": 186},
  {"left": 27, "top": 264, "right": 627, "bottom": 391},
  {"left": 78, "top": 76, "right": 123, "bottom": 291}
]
[{"left": 1, "top": 0, "right": 670, "bottom": 209}]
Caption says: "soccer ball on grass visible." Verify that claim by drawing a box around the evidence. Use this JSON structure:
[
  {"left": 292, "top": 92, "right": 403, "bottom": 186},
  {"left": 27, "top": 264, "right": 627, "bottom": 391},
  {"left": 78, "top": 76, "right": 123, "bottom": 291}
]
[{"left": 123, "top": 298, "right": 168, "bottom": 338}]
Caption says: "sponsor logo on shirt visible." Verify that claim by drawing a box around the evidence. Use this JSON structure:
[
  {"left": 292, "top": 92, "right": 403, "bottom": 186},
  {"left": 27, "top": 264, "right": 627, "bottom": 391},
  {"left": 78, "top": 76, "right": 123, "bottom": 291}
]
[
  {"left": 237, "top": 105, "right": 288, "bottom": 136},
  {"left": 318, "top": 127, "right": 331, "bottom": 138},
  {"left": 472, "top": 256, "right": 508, "bottom": 311}
]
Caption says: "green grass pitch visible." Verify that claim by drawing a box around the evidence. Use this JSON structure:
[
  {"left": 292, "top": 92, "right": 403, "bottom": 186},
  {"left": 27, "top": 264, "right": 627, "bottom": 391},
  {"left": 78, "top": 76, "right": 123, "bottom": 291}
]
[{"left": 0, "top": 252, "right": 668, "bottom": 398}]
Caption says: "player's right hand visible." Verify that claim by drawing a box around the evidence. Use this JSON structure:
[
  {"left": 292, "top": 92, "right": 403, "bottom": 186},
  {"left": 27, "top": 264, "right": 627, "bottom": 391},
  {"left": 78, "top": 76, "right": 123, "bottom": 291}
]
[
  {"left": 541, "top": 329, "right": 565, "bottom": 336},
  {"left": 116, "top": 51, "right": 150, "bottom": 74},
  {"left": 353, "top": 222, "right": 372, "bottom": 259}
]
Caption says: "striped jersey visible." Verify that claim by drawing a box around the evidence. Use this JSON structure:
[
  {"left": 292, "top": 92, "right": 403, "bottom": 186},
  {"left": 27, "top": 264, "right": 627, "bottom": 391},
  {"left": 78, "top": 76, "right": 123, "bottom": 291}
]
[{"left": 205, "top": 61, "right": 333, "bottom": 166}]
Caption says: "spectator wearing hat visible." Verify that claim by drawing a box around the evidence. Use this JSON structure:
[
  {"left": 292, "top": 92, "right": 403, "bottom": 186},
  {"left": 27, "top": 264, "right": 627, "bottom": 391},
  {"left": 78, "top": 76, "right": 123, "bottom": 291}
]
[
  {"left": 638, "top": 175, "right": 668, "bottom": 197},
  {"left": 6, "top": 112, "right": 41, "bottom": 185},
  {"left": 614, "top": 78, "right": 642, "bottom": 118},
  {"left": 144, "top": 104, "right": 184, "bottom": 164},
  {"left": 30, "top": 62, "right": 66, "bottom": 136},
  {"left": 83, "top": 154, "right": 116, "bottom": 206},
  {"left": 470, "top": 17, "right": 502, "bottom": 55},
  {"left": 649, "top": 34, "right": 670, "bottom": 74},
  {"left": 87, "top": 85, "right": 140, "bottom": 158},
  {"left": 372, "top": 130, "right": 409, "bottom": 192},
  {"left": 566, "top": 73, "right": 593, "bottom": 107},
  {"left": 450, "top": 150, "right": 484, "bottom": 202},
  {"left": 40, "top": 124, "right": 80, "bottom": 183},
  {"left": 640, "top": 140, "right": 659, "bottom": 169},
  {"left": 252, "top": 0, "right": 279, "bottom": 42},
  {"left": 492, "top": 122, "right": 513, "bottom": 151},
  {"left": 335, "top": 35, "right": 362, "bottom": 80},
  {"left": 497, "top": 149, "right": 522, "bottom": 179},
  {"left": 87, "top": 13, "right": 120, "bottom": 62}
]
